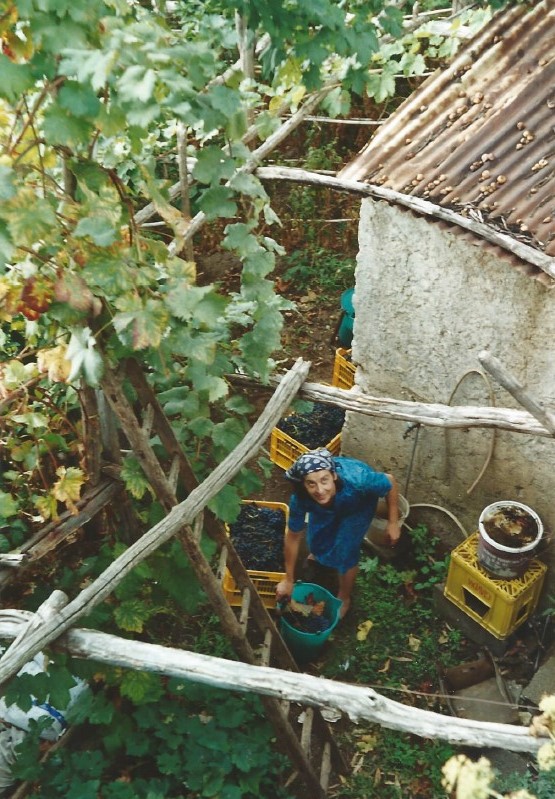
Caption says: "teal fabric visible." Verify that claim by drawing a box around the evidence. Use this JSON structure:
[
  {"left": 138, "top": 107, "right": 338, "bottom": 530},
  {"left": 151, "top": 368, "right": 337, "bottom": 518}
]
[{"left": 338, "top": 288, "right": 355, "bottom": 346}]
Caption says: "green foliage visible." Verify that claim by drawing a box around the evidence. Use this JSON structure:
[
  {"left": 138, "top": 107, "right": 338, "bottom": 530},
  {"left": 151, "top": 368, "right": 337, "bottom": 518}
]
[
  {"left": 0, "top": 0, "right": 497, "bottom": 536},
  {"left": 283, "top": 249, "right": 355, "bottom": 294},
  {"left": 337, "top": 726, "right": 456, "bottom": 798},
  {"left": 496, "top": 765, "right": 555, "bottom": 799},
  {"left": 4, "top": 658, "right": 78, "bottom": 716},
  {"left": 13, "top": 678, "right": 294, "bottom": 799},
  {"left": 409, "top": 523, "right": 450, "bottom": 590},
  {"left": 322, "top": 528, "right": 470, "bottom": 797},
  {"left": 323, "top": 527, "right": 461, "bottom": 688}
]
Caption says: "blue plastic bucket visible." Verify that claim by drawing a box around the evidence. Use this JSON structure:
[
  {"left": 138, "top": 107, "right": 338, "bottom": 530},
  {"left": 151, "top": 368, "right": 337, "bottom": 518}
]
[
  {"left": 338, "top": 288, "right": 355, "bottom": 347},
  {"left": 280, "top": 582, "right": 343, "bottom": 664}
]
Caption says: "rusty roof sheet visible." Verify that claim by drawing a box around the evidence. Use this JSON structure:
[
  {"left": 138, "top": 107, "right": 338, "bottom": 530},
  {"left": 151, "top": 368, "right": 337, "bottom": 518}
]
[{"left": 339, "top": 1, "right": 555, "bottom": 269}]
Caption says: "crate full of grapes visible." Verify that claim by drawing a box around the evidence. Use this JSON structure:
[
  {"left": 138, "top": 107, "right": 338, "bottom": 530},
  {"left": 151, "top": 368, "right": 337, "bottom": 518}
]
[
  {"left": 223, "top": 500, "right": 288, "bottom": 609},
  {"left": 269, "top": 402, "right": 344, "bottom": 470}
]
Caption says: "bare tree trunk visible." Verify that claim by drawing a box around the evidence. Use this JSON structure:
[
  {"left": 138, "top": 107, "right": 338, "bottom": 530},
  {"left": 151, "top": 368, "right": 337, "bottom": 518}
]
[
  {"left": 235, "top": 10, "right": 255, "bottom": 82},
  {"left": 78, "top": 386, "right": 102, "bottom": 486},
  {"left": 177, "top": 125, "right": 195, "bottom": 262},
  {"left": 96, "top": 389, "right": 139, "bottom": 543}
]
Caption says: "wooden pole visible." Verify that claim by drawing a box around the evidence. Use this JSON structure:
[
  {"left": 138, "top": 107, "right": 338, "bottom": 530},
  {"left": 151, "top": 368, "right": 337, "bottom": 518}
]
[
  {"left": 254, "top": 166, "right": 555, "bottom": 279},
  {"left": 478, "top": 350, "right": 555, "bottom": 436},
  {"left": 228, "top": 373, "right": 555, "bottom": 438},
  {"left": 177, "top": 124, "right": 195, "bottom": 262},
  {"left": 0, "top": 611, "right": 544, "bottom": 754}
]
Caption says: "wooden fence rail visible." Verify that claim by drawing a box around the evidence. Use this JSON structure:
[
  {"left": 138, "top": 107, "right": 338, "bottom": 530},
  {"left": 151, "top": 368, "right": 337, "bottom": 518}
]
[{"left": 0, "top": 608, "right": 545, "bottom": 755}]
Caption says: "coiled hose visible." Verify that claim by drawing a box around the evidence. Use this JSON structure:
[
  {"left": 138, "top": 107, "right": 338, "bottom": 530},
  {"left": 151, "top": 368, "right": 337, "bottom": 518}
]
[{"left": 403, "top": 369, "right": 497, "bottom": 541}]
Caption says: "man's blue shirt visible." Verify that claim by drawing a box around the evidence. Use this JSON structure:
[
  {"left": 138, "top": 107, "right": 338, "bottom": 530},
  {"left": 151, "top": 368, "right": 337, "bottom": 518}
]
[{"left": 288, "top": 457, "right": 392, "bottom": 573}]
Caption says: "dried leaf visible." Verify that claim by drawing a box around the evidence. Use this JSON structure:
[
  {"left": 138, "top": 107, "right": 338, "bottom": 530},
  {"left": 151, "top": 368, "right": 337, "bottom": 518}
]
[
  {"left": 356, "top": 619, "right": 374, "bottom": 641},
  {"left": 408, "top": 634, "right": 421, "bottom": 652},
  {"left": 52, "top": 465, "right": 84, "bottom": 514},
  {"left": 438, "top": 629, "right": 449, "bottom": 644},
  {"left": 378, "top": 658, "right": 391, "bottom": 673},
  {"left": 37, "top": 345, "right": 71, "bottom": 383}
]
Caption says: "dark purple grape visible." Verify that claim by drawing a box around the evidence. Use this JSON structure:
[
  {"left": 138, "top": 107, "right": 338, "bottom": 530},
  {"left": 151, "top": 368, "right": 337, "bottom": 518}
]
[
  {"left": 229, "top": 503, "right": 286, "bottom": 570},
  {"left": 276, "top": 403, "right": 345, "bottom": 449}
]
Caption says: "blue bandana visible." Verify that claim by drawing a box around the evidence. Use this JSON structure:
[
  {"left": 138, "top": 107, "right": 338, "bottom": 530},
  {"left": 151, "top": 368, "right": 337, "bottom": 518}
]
[{"left": 285, "top": 448, "right": 336, "bottom": 483}]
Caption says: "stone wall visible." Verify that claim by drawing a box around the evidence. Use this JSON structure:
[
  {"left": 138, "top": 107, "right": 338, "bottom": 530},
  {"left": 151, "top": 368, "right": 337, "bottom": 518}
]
[{"left": 343, "top": 198, "right": 555, "bottom": 579}]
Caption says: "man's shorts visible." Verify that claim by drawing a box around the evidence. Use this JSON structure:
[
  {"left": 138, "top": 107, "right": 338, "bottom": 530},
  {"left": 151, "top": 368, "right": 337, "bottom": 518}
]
[{"left": 300, "top": 557, "right": 339, "bottom": 595}]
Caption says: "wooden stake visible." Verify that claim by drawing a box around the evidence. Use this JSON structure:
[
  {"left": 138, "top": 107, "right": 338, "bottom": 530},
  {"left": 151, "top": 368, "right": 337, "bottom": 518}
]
[
  {"left": 478, "top": 350, "right": 555, "bottom": 436},
  {"left": 0, "top": 612, "right": 544, "bottom": 754},
  {"left": 228, "top": 373, "right": 555, "bottom": 438}
]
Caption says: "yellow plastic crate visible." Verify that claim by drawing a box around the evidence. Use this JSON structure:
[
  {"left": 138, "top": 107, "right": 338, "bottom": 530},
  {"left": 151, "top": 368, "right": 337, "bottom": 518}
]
[
  {"left": 332, "top": 348, "right": 356, "bottom": 390},
  {"left": 269, "top": 428, "right": 342, "bottom": 471},
  {"left": 444, "top": 532, "right": 547, "bottom": 639},
  {"left": 223, "top": 500, "right": 288, "bottom": 609}
]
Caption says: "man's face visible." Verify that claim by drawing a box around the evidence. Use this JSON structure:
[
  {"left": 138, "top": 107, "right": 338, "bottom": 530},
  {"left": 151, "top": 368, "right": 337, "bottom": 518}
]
[{"left": 303, "top": 469, "right": 337, "bottom": 506}]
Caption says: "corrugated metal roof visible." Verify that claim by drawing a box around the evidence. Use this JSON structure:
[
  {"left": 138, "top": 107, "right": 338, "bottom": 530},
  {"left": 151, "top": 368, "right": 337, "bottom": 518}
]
[{"left": 340, "top": 1, "right": 555, "bottom": 269}]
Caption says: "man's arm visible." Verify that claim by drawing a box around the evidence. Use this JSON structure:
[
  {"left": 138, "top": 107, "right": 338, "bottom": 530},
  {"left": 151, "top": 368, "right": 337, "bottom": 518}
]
[
  {"left": 276, "top": 528, "right": 303, "bottom": 600},
  {"left": 384, "top": 473, "right": 401, "bottom": 545}
]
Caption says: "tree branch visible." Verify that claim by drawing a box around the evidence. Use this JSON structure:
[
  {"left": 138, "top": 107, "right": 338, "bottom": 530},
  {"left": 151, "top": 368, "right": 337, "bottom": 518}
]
[
  {"left": 0, "top": 611, "right": 543, "bottom": 754},
  {"left": 254, "top": 166, "right": 555, "bottom": 279},
  {"left": 227, "top": 373, "right": 555, "bottom": 438}
]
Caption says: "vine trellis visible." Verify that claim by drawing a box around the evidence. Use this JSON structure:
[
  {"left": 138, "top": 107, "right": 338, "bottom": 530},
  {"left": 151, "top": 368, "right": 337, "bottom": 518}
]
[{"left": 0, "top": 352, "right": 553, "bottom": 797}]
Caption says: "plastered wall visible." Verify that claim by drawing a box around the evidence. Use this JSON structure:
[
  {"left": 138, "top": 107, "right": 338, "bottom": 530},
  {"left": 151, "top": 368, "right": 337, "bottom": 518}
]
[{"left": 343, "top": 198, "right": 555, "bottom": 571}]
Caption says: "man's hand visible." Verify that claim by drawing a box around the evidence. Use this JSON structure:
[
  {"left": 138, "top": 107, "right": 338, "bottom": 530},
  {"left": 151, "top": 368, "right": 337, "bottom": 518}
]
[
  {"left": 276, "top": 578, "right": 293, "bottom": 601},
  {"left": 386, "top": 520, "right": 401, "bottom": 547}
]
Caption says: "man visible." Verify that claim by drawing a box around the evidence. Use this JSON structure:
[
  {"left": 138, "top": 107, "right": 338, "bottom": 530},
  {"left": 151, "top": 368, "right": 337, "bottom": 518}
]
[{"left": 276, "top": 449, "right": 400, "bottom": 617}]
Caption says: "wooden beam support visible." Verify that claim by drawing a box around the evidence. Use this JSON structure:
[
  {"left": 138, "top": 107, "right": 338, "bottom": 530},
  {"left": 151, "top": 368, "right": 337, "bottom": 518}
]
[
  {"left": 254, "top": 165, "right": 555, "bottom": 279},
  {"left": 228, "top": 373, "right": 555, "bottom": 438},
  {"left": 0, "top": 612, "right": 544, "bottom": 755},
  {"left": 0, "top": 481, "right": 121, "bottom": 592},
  {"left": 478, "top": 350, "right": 555, "bottom": 436}
]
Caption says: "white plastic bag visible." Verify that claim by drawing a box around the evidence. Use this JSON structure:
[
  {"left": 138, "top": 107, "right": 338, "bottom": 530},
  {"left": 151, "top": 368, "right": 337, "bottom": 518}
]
[{"left": 0, "top": 651, "right": 88, "bottom": 741}]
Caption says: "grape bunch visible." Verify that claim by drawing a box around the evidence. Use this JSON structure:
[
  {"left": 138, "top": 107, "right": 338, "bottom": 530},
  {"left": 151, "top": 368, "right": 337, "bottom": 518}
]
[
  {"left": 281, "top": 609, "right": 332, "bottom": 634},
  {"left": 228, "top": 503, "right": 286, "bottom": 571},
  {"left": 276, "top": 402, "right": 345, "bottom": 449}
]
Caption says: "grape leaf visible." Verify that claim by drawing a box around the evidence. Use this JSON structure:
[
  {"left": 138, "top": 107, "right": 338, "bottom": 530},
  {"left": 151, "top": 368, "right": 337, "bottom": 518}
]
[
  {"left": 113, "top": 299, "right": 169, "bottom": 350},
  {"left": 119, "top": 670, "right": 164, "bottom": 704},
  {"left": 66, "top": 327, "right": 104, "bottom": 386},
  {"left": 193, "top": 146, "right": 236, "bottom": 185},
  {"left": 198, "top": 186, "right": 237, "bottom": 221},
  {"left": 0, "top": 58, "right": 34, "bottom": 101},
  {"left": 1, "top": 191, "right": 57, "bottom": 247},
  {"left": 113, "top": 599, "right": 154, "bottom": 633},
  {"left": 120, "top": 457, "right": 152, "bottom": 500},
  {"left": 53, "top": 466, "right": 85, "bottom": 513},
  {"left": 58, "top": 80, "right": 102, "bottom": 117},
  {"left": 74, "top": 215, "right": 118, "bottom": 246},
  {"left": 0, "top": 492, "right": 18, "bottom": 520}
]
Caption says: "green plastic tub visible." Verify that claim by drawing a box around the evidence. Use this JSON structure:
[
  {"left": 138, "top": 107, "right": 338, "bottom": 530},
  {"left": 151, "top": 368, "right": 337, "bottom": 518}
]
[{"left": 280, "top": 582, "right": 343, "bottom": 664}]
